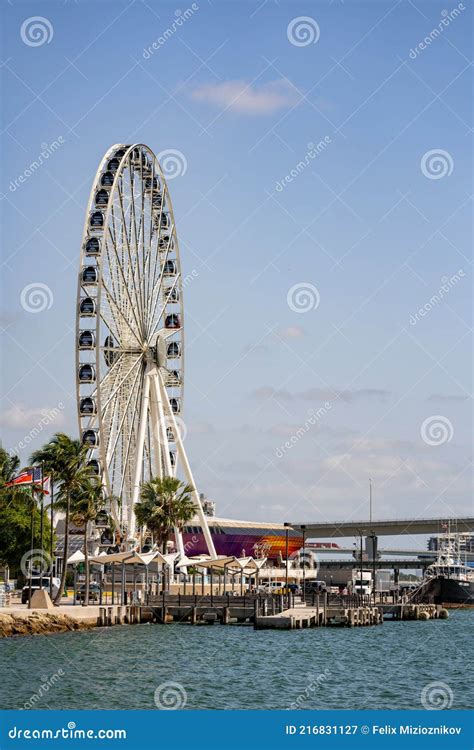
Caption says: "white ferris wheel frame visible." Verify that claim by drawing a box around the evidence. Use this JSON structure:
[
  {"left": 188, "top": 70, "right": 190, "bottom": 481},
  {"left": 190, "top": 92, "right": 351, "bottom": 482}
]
[{"left": 75, "top": 142, "right": 216, "bottom": 557}]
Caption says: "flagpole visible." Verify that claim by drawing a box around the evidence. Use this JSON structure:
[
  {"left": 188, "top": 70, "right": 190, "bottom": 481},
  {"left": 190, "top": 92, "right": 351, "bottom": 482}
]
[
  {"left": 28, "top": 482, "right": 35, "bottom": 609},
  {"left": 50, "top": 471, "right": 54, "bottom": 599},
  {"left": 39, "top": 463, "right": 44, "bottom": 590}
]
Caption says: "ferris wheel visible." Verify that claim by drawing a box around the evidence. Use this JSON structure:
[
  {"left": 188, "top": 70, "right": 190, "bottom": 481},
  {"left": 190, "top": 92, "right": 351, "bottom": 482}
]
[{"left": 75, "top": 143, "right": 216, "bottom": 556}]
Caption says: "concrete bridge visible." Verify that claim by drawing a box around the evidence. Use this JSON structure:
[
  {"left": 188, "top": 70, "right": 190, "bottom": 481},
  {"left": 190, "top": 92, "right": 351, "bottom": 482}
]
[{"left": 288, "top": 516, "right": 474, "bottom": 538}]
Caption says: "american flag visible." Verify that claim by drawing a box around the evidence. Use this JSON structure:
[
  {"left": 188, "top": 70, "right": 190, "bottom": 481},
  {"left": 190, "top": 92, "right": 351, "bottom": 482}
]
[{"left": 5, "top": 467, "right": 49, "bottom": 493}]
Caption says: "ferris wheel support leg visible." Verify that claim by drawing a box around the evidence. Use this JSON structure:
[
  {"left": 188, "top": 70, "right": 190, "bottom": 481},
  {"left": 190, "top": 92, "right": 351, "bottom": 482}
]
[
  {"left": 150, "top": 370, "right": 186, "bottom": 561},
  {"left": 156, "top": 370, "right": 217, "bottom": 559},
  {"left": 127, "top": 368, "right": 151, "bottom": 542},
  {"left": 149, "top": 378, "right": 163, "bottom": 480}
]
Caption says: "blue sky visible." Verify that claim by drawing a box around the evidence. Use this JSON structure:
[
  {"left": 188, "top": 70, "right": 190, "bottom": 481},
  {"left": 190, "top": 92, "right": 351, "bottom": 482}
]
[{"left": 1, "top": 0, "right": 472, "bottom": 539}]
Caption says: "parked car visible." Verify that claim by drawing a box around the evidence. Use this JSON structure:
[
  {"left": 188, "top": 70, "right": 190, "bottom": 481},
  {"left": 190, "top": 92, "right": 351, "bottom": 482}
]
[
  {"left": 304, "top": 580, "right": 328, "bottom": 594},
  {"left": 75, "top": 583, "right": 100, "bottom": 602},
  {"left": 21, "top": 577, "right": 61, "bottom": 604},
  {"left": 260, "top": 581, "right": 285, "bottom": 594}
]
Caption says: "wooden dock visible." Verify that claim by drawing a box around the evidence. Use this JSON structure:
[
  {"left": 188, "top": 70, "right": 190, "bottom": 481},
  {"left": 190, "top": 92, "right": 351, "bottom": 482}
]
[
  {"left": 93, "top": 594, "right": 447, "bottom": 631},
  {"left": 255, "top": 604, "right": 383, "bottom": 630}
]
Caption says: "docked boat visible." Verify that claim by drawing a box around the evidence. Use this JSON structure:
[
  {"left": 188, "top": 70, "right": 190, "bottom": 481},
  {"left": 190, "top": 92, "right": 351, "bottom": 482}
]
[{"left": 418, "top": 536, "right": 474, "bottom": 605}]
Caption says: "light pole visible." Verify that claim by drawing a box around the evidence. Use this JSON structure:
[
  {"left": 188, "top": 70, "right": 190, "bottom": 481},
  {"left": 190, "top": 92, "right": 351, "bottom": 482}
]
[
  {"left": 301, "top": 525, "right": 306, "bottom": 601},
  {"left": 284, "top": 523, "right": 290, "bottom": 609},
  {"left": 370, "top": 532, "right": 377, "bottom": 604}
]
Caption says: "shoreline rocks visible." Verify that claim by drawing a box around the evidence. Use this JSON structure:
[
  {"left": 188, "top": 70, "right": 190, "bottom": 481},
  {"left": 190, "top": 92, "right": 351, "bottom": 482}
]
[{"left": 0, "top": 612, "right": 96, "bottom": 638}]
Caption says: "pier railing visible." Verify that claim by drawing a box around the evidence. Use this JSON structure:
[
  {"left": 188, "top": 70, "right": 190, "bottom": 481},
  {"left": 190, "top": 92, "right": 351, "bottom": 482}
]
[{"left": 147, "top": 591, "right": 287, "bottom": 615}]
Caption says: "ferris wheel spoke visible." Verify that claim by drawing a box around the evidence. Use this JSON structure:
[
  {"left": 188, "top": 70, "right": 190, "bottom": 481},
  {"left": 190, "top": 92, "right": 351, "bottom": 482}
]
[
  {"left": 144, "top": 163, "right": 157, "bottom": 313},
  {"left": 100, "top": 355, "right": 143, "bottom": 414},
  {"left": 128, "top": 163, "right": 144, "bottom": 312},
  {"left": 104, "top": 362, "right": 143, "bottom": 473},
  {"left": 117, "top": 182, "right": 147, "bottom": 334},
  {"left": 144, "top": 227, "right": 175, "bottom": 337},
  {"left": 101, "top": 278, "right": 143, "bottom": 347},
  {"left": 106, "top": 229, "right": 143, "bottom": 337},
  {"left": 148, "top": 272, "right": 181, "bottom": 342},
  {"left": 119, "top": 376, "right": 144, "bottom": 500}
]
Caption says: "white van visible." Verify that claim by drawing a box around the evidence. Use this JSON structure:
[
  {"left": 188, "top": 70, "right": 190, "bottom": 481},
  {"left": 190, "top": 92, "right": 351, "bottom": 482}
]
[{"left": 260, "top": 581, "right": 284, "bottom": 593}]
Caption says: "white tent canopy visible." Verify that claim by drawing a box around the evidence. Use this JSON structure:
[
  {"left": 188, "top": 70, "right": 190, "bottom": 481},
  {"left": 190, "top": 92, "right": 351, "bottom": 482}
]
[
  {"left": 67, "top": 550, "right": 85, "bottom": 564},
  {"left": 189, "top": 556, "right": 267, "bottom": 573},
  {"left": 88, "top": 550, "right": 179, "bottom": 566}
]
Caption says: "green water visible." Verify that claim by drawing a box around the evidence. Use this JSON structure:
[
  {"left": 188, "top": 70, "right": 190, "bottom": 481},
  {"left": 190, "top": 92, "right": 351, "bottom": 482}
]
[{"left": 1, "top": 611, "right": 472, "bottom": 710}]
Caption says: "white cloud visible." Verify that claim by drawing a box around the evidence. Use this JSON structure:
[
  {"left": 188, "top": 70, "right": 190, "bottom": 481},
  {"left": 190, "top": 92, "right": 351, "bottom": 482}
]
[
  {"left": 276, "top": 325, "right": 306, "bottom": 339},
  {"left": 190, "top": 78, "right": 302, "bottom": 115},
  {"left": 0, "top": 404, "right": 64, "bottom": 429},
  {"left": 426, "top": 393, "right": 469, "bottom": 403},
  {"left": 251, "top": 385, "right": 391, "bottom": 403}
]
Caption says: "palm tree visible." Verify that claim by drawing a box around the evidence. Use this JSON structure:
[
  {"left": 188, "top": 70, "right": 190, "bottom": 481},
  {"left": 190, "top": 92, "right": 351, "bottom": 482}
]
[
  {"left": 30, "top": 433, "right": 91, "bottom": 605},
  {"left": 0, "top": 448, "right": 21, "bottom": 489},
  {"left": 135, "top": 476, "right": 196, "bottom": 552},
  {"left": 0, "top": 448, "right": 41, "bottom": 582},
  {"left": 70, "top": 479, "right": 107, "bottom": 606}
]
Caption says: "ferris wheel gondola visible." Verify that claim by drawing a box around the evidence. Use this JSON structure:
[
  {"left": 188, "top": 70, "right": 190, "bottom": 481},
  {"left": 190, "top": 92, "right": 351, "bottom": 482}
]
[{"left": 75, "top": 143, "right": 216, "bottom": 555}]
